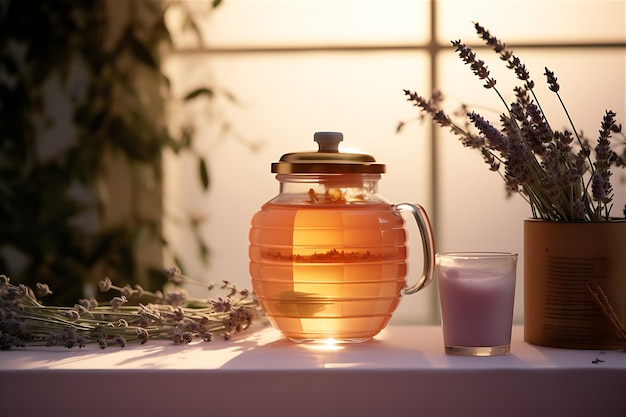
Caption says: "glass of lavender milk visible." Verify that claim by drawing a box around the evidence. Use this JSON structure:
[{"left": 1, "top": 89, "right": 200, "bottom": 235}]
[{"left": 436, "top": 252, "right": 517, "bottom": 356}]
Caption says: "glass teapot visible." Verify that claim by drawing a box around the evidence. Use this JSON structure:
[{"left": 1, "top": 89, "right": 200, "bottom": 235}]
[{"left": 249, "top": 132, "right": 435, "bottom": 342}]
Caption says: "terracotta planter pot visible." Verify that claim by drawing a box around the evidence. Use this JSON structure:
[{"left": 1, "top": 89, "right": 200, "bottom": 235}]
[{"left": 524, "top": 219, "right": 626, "bottom": 349}]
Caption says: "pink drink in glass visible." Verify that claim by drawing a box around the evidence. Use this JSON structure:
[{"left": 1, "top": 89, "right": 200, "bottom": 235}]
[{"left": 436, "top": 252, "right": 517, "bottom": 356}]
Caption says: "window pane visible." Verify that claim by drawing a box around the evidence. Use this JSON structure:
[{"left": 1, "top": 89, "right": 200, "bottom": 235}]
[
  {"left": 168, "top": 0, "right": 430, "bottom": 48},
  {"left": 437, "top": 0, "right": 626, "bottom": 44}
]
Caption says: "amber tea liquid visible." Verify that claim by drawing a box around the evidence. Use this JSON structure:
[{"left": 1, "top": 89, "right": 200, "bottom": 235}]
[{"left": 249, "top": 202, "right": 407, "bottom": 342}]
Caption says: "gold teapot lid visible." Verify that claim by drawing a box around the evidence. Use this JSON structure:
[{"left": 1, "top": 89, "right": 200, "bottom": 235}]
[{"left": 271, "top": 132, "right": 386, "bottom": 174}]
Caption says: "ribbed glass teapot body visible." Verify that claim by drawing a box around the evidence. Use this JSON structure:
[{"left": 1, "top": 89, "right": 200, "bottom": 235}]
[{"left": 249, "top": 173, "right": 408, "bottom": 342}]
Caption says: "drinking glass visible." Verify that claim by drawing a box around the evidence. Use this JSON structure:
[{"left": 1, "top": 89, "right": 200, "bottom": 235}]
[{"left": 436, "top": 252, "right": 517, "bottom": 356}]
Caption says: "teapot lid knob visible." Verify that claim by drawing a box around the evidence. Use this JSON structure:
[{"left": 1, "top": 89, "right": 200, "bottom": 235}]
[
  {"left": 271, "top": 131, "right": 384, "bottom": 174},
  {"left": 314, "top": 132, "right": 343, "bottom": 153}
]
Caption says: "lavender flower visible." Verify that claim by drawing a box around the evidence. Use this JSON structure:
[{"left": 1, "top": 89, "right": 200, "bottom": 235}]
[
  {"left": 0, "top": 270, "right": 262, "bottom": 350},
  {"left": 403, "top": 23, "right": 626, "bottom": 222},
  {"left": 469, "top": 111, "right": 508, "bottom": 153},
  {"left": 34, "top": 283, "right": 52, "bottom": 298},
  {"left": 474, "top": 22, "right": 534, "bottom": 88},
  {"left": 63, "top": 310, "right": 81, "bottom": 321},
  {"left": 164, "top": 289, "right": 188, "bottom": 308},
  {"left": 170, "top": 330, "right": 193, "bottom": 344},
  {"left": 591, "top": 111, "right": 620, "bottom": 217},
  {"left": 544, "top": 67, "right": 560, "bottom": 92},
  {"left": 164, "top": 266, "right": 182, "bottom": 279},
  {"left": 78, "top": 297, "right": 98, "bottom": 311},
  {"left": 112, "top": 335, "right": 126, "bottom": 347},
  {"left": 211, "top": 297, "right": 233, "bottom": 313},
  {"left": 474, "top": 22, "right": 510, "bottom": 59},
  {"left": 136, "top": 327, "right": 149, "bottom": 344},
  {"left": 110, "top": 296, "right": 128, "bottom": 311},
  {"left": 452, "top": 39, "right": 497, "bottom": 89},
  {"left": 403, "top": 90, "right": 452, "bottom": 128},
  {"left": 591, "top": 173, "right": 608, "bottom": 203},
  {"left": 121, "top": 285, "right": 134, "bottom": 299},
  {"left": 511, "top": 87, "right": 552, "bottom": 155},
  {"left": 99, "top": 277, "right": 112, "bottom": 292},
  {"left": 573, "top": 199, "right": 586, "bottom": 221},
  {"left": 222, "top": 307, "right": 254, "bottom": 339}
]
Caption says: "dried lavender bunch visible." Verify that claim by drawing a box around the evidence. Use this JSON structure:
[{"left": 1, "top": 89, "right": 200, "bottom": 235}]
[
  {"left": 403, "top": 22, "right": 625, "bottom": 222},
  {"left": 0, "top": 269, "right": 264, "bottom": 350}
]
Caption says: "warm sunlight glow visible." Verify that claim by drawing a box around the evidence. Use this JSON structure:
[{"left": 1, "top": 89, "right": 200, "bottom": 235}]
[
  {"left": 326, "top": 338, "right": 338, "bottom": 348},
  {"left": 201, "top": 0, "right": 429, "bottom": 48},
  {"left": 324, "top": 362, "right": 367, "bottom": 369},
  {"left": 300, "top": 338, "right": 345, "bottom": 352}
]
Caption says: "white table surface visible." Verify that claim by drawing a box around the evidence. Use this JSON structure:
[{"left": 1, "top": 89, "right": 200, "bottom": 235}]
[{"left": 0, "top": 325, "right": 624, "bottom": 417}]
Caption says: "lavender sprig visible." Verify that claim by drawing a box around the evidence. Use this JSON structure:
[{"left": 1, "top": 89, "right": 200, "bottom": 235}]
[
  {"left": 402, "top": 23, "right": 625, "bottom": 222},
  {"left": 0, "top": 271, "right": 264, "bottom": 350},
  {"left": 591, "top": 111, "right": 620, "bottom": 219}
]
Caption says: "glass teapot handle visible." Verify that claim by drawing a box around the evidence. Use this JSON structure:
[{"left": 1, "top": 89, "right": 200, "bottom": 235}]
[{"left": 394, "top": 203, "right": 436, "bottom": 295}]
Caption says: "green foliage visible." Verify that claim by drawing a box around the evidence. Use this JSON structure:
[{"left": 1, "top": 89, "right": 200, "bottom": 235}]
[{"left": 0, "top": 0, "right": 218, "bottom": 304}]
